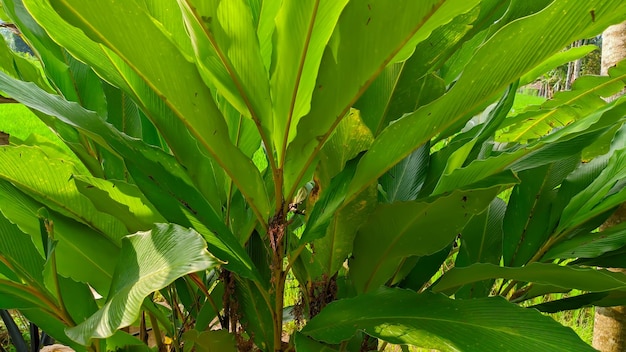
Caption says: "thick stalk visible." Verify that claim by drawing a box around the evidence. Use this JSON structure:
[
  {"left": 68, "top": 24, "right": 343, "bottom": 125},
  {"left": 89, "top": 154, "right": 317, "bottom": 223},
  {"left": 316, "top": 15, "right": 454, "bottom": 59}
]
[{"left": 269, "top": 206, "right": 288, "bottom": 351}]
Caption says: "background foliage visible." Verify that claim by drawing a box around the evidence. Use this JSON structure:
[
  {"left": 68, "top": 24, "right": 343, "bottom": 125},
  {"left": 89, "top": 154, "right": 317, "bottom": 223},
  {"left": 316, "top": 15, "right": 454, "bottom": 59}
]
[{"left": 0, "top": 1, "right": 625, "bottom": 351}]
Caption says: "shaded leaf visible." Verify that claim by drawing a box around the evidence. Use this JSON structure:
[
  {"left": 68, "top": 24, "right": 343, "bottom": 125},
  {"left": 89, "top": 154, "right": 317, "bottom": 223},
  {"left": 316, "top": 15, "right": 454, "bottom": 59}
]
[
  {"left": 501, "top": 59, "right": 626, "bottom": 142},
  {"left": 455, "top": 198, "right": 506, "bottom": 298},
  {"left": 284, "top": 0, "right": 482, "bottom": 196},
  {"left": 347, "top": 0, "right": 626, "bottom": 203},
  {"left": 503, "top": 157, "right": 579, "bottom": 266},
  {"left": 66, "top": 224, "right": 218, "bottom": 344},
  {"left": 432, "top": 263, "right": 626, "bottom": 295},
  {"left": 544, "top": 222, "right": 626, "bottom": 260},
  {"left": 350, "top": 173, "right": 516, "bottom": 293},
  {"left": 182, "top": 329, "right": 237, "bottom": 352},
  {"left": 0, "top": 146, "right": 127, "bottom": 244},
  {"left": 0, "top": 179, "right": 117, "bottom": 293},
  {"left": 302, "top": 288, "right": 594, "bottom": 352},
  {"left": 558, "top": 147, "right": 626, "bottom": 233}
]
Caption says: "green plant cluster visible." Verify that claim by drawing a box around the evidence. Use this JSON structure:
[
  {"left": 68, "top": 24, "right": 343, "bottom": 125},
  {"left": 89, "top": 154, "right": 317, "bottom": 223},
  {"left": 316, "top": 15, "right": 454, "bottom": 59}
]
[{"left": 0, "top": 1, "right": 625, "bottom": 351}]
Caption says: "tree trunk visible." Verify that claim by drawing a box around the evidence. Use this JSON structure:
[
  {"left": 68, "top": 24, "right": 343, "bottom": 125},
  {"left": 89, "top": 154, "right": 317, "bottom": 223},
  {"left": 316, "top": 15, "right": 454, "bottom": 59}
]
[
  {"left": 592, "top": 21, "right": 626, "bottom": 352},
  {"left": 601, "top": 23, "right": 626, "bottom": 76},
  {"left": 593, "top": 207, "right": 626, "bottom": 352}
]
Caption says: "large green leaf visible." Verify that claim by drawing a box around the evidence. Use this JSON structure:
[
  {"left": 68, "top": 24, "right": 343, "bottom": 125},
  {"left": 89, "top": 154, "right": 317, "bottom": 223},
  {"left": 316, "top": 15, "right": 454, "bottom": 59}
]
[
  {"left": 312, "top": 183, "right": 377, "bottom": 276},
  {"left": 302, "top": 288, "right": 594, "bottom": 351},
  {"left": 125, "top": 162, "right": 260, "bottom": 281},
  {"left": 35, "top": 0, "right": 270, "bottom": 221},
  {"left": 299, "top": 159, "right": 359, "bottom": 246},
  {"left": 0, "top": 179, "right": 117, "bottom": 294},
  {"left": 182, "top": 330, "right": 237, "bottom": 352},
  {"left": 0, "top": 0, "right": 91, "bottom": 100},
  {"left": 544, "top": 222, "right": 626, "bottom": 260},
  {"left": 379, "top": 142, "right": 430, "bottom": 202},
  {"left": 350, "top": 173, "right": 516, "bottom": 293},
  {"left": 284, "top": 0, "right": 482, "bottom": 197},
  {"left": 73, "top": 176, "right": 165, "bottom": 234},
  {"left": 270, "top": 0, "right": 349, "bottom": 161},
  {"left": 295, "top": 333, "right": 338, "bottom": 352},
  {"left": 347, "top": 0, "right": 626, "bottom": 203},
  {"left": 519, "top": 44, "right": 598, "bottom": 86},
  {"left": 501, "top": 59, "right": 626, "bottom": 142},
  {"left": 0, "top": 145, "right": 127, "bottom": 243},
  {"left": 0, "top": 209, "right": 45, "bottom": 289},
  {"left": 177, "top": 0, "right": 272, "bottom": 140},
  {"left": 502, "top": 157, "right": 579, "bottom": 266},
  {"left": 454, "top": 198, "right": 505, "bottom": 298},
  {"left": 430, "top": 97, "right": 626, "bottom": 196},
  {"left": 234, "top": 275, "right": 275, "bottom": 352},
  {"left": 316, "top": 109, "right": 374, "bottom": 188},
  {"left": 557, "top": 147, "right": 626, "bottom": 234},
  {"left": 66, "top": 223, "right": 218, "bottom": 345},
  {"left": 0, "top": 70, "right": 260, "bottom": 281},
  {"left": 303, "top": 111, "right": 378, "bottom": 276},
  {"left": 432, "top": 263, "right": 626, "bottom": 295},
  {"left": 355, "top": 7, "right": 478, "bottom": 136},
  {"left": 434, "top": 81, "right": 519, "bottom": 189},
  {"left": 21, "top": 308, "right": 84, "bottom": 350}
]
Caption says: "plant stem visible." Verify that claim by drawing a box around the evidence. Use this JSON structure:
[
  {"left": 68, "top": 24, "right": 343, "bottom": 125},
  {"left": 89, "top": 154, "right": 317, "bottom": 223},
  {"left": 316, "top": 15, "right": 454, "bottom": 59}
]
[
  {"left": 148, "top": 312, "right": 165, "bottom": 351},
  {"left": 273, "top": 269, "right": 287, "bottom": 351},
  {"left": 188, "top": 273, "right": 222, "bottom": 324},
  {"left": 269, "top": 206, "right": 288, "bottom": 351}
]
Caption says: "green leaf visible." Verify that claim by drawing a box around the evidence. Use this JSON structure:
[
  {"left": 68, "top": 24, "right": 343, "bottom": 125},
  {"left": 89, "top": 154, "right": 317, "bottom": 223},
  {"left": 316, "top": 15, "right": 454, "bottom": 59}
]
[
  {"left": 313, "top": 183, "right": 377, "bottom": 276},
  {"left": 66, "top": 223, "right": 218, "bottom": 345},
  {"left": 501, "top": 59, "right": 626, "bottom": 142},
  {"left": 40, "top": 0, "right": 270, "bottom": 221},
  {"left": 73, "top": 176, "right": 165, "bottom": 233},
  {"left": 234, "top": 276, "right": 274, "bottom": 352},
  {"left": 182, "top": 329, "right": 237, "bottom": 352},
  {"left": 347, "top": 0, "right": 626, "bottom": 203},
  {"left": 270, "top": 0, "right": 349, "bottom": 161},
  {"left": 257, "top": 0, "right": 281, "bottom": 70},
  {"left": 379, "top": 142, "right": 430, "bottom": 202},
  {"left": 0, "top": 282, "right": 43, "bottom": 309},
  {"left": 432, "top": 263, "right": 626, "bottom": 295},
  {"left": 557, "top": 148, "right": 626, "bottom": 234},
  {"left": 284, "top": 0, "right": 481, "bottom": 196},
  {"left": 0, "top": 209, "right": 45, "bottom": 288},
  {"left": 106, "top": 330, "right": 151, "bottom": 352},
  {"left": 455, "top": 198, "right": 505, "bottom": 298},
  {"left": 397, "top": 246, "right": 451, "bottom": 291},
  {"left": 0, "top": 145, "right": 127, "bottom": 244},
  {"left": 125, "top": 162, "right": 260, "bottom": 282},
  {"left": 357, "top": 11, "right": 475, "bottom": 135},
  {"left": 0, "top": 179, "right": 117, "bottom": 293},
  {"left": 432, "top": 116, "right": 612, "bottom": 196},
  {"left": 316, "top": 109, "right": 374, "bottom": 188},
  {"left": 544, "top": 222, "right": 626, "bottom": 260},
  {"left": 299, "top": 159, "right": 359, "bottom": 245},
  {"left": 21, "top": 308, "right": 84, "bottom": 350},
  {"left": 503, "top": 157, "right": 579, "bottom": 266},
  {"left": 1, "top": 0, "right": 82, "bottom": 96},
  {"left": 302, "top": 288, "right": 594, "bottom": 351},
  {"left": 519, "top": 44, "right": 598, "bottom": 86},
  {"left": 350, "top": 174, "right": 516, "bottom": 293},
  {"left": 0, "top": 71, "right": 259, "bottom": 282},
  {"left": 295, "top": 332, "right": 338, "bottom": 352},
  {"left": 177, "top": 0, "right": 272, "bottom": 139}
]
